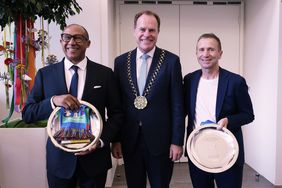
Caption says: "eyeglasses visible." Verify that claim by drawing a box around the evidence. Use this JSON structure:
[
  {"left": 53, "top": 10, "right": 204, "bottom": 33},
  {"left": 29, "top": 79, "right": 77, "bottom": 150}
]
[{"left": 61, "top": 33, "right": 88, "bottom": 43}]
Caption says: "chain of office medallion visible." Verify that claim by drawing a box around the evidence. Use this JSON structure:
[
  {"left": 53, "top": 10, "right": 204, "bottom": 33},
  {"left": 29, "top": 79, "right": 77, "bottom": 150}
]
[{"left": 126, "top": 49, "right": 166, "bottom": 97}]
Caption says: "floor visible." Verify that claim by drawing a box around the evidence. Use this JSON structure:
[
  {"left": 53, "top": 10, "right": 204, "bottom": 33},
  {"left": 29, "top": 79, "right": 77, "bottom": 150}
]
[{"left": 111, "top": 162, "right": 279, "bottom": 188}]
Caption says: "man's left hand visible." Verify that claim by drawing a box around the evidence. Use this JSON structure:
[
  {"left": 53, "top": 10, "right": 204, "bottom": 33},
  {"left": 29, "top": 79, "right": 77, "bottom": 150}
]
[
  {"left": 169, "top": 144, "right": 183, "bottom": 161},
  {"left": 217, "top": 117, "right": 229, "bottom": 129}
]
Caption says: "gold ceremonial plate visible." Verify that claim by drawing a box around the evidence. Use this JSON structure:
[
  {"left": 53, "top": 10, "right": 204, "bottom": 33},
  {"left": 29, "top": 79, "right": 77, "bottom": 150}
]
[
  {"left": 187, "top": 123, "right": 239, "bottom": 173},
  {"left": 47, "top": 100, "right": 103, "bottom": 153}
]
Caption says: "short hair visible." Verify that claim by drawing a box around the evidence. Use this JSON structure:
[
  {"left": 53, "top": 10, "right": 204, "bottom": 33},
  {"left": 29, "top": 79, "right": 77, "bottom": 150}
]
[
  {"left": 134, "top": 10, "right": 161, "bottom": 31},
  {"left": 63, "top": 24, "right": 89, "bottom": 40},
  {"left": 197, "top": 33, "right": 222, "bottom": 51}
]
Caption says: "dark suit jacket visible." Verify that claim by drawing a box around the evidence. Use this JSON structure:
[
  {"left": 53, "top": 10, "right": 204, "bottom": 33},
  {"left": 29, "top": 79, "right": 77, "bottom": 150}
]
[
  {"left": 114, "top": 47, "right": 185, "bottom": 156},
  {"left": 22, "top": 59, "right": 123, "bottom": 178},
  {"left": 184, "top": 67, "right": 254, "bottom": 165}
]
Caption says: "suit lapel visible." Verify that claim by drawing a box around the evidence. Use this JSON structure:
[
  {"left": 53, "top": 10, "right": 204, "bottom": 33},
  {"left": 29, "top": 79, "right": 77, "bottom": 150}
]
[
  {"left": 57, "top": 60, "right": 68, "bottom": 94},
  {"left": 82, "top": 60, "right": 95, "bottom": 100},
  {"left": 191, "top": 71, "right": 202, "bottom": 122},
  {"left": 144, "top": 47, "right": 162, "bottom": 100},
  {"left": 130, "top": 47, "right": 161, "bottom": 97},
  {"left": 216, "top": 68, "right": 228, "bottom": 120},
  {"left": 129, "top": 49, "right": 140, "bottom": 96},
  {"left": 146, "top": 47, "right": 161, "bottom": 83}
]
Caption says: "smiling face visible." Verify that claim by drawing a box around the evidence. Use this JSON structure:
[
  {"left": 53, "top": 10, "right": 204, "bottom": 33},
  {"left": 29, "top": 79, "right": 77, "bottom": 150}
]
[
  {"left": 134, "top": 14, "right": 159, "bottom": 54},
  {"left": 60, "top": 24, "right": 90, "bottom": 64},
  {"left": 196, "top": 37, "right": 223, "bottom": 71}
]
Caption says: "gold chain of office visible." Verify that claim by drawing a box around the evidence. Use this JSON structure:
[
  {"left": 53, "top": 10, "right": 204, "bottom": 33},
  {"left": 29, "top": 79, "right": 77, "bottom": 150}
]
[{"left": 126, "top": 49, "right": 165, "bottom": 109}]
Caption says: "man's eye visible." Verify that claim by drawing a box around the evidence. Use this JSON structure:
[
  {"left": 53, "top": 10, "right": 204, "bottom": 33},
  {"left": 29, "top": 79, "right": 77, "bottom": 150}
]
[
  {"left": 62, "top": 35, "right": 71, "bottom": 40},
  {"left": 65, "top": 36, "right": 72, "bottom": 40},
  {"left": 75, "top": 36, "right": 84, "bottom": 41}
]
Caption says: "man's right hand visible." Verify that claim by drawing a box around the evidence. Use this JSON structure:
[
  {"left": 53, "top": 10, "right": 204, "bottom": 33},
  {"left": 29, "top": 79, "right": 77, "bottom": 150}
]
[
  {"left": 111, "top": 142, "right": 123, "bottom": 159},
  {"left": 52, "top": 94, "right": 80, "bottom": 110}
]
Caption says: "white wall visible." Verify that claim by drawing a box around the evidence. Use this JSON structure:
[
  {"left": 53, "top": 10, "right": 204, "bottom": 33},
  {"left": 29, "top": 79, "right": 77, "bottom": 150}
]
[
  {"left": 44, "top": 0, "right": 103, "bottom": 64},
  {"left": 277, "top": 0, "right": 282, "bottom": 184},
  {"left": 243, "top": 0, "right": 281, "bottom": 185},
  {"left": 179, "top": 5, "right": 241, "bottom": 75}
]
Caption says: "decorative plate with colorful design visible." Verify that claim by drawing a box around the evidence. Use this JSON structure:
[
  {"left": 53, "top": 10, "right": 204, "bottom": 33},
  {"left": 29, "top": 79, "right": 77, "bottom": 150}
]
[{"left": 47, "top": 101, "right": 103, "bottom": 152}]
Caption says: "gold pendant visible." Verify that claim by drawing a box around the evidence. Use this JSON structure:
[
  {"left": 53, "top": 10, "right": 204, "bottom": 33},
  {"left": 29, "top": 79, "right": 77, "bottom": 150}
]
[{"left": 134, "top": 96, "right": 147, "bottom": 109}]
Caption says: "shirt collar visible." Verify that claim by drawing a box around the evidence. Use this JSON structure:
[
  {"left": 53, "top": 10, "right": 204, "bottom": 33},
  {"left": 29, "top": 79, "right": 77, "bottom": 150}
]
[
  {"left": 137, "top": 46, "right": 156, "bottom": 59},
  {"left": 64, "top": 57, "right": 87, "bottom": 71}
]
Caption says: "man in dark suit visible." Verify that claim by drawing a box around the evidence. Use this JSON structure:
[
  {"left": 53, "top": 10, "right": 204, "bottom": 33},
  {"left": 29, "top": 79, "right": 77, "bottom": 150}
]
[
  {"left": 22, "top": 24, "right": 123, "bottom": 188},
  {"left": 111, "top": 10, "right": 185, "bottom": 188},
  {"left": 184, "top": 33, "right": 254, "bottom": 188}
]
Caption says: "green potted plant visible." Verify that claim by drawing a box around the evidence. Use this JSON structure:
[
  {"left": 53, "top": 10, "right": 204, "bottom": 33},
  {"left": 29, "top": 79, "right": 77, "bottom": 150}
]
[{"left": 0, "top": 0, "right": 82, "bottom": 30}]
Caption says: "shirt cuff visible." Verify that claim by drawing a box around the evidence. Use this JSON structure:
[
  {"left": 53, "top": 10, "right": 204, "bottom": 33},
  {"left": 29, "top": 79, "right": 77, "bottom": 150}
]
[
  {"left": 99, "top": 139, "right": 104, "bottom": 148},
  {"left": 50, "top": 96, "right": 56, "bottom": 109}
]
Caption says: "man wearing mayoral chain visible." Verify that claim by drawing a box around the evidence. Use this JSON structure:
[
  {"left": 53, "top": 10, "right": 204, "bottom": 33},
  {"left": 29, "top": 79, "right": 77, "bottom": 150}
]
[{"left": 112, "top": 10, "right": 185, "bottom": 188}]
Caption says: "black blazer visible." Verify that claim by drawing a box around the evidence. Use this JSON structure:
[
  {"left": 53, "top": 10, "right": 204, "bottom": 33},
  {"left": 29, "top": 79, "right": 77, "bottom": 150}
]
[
  {"left": 184, "top": 67, "right": 255, "bottom": 165},
  {"left": 22, "top": 59, "right": 123, "bottom": 178},
  {"left": 114, "top": 47, "right": 185, "bottom": 156}
]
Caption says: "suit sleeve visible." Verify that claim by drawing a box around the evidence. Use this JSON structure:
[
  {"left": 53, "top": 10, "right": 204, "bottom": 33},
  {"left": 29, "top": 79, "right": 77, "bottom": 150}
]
[
  {"left": 183, "top": 74, "right": 191, "bottom": 116},
  {"left": 226, "top": 77, "right": 255, "bottom": 130},
  {"left": 170, "top": 57, "right": 185, "bottom": 146},
  {"left": 100, "top": 68, "right": 124, "bottom": 145},
  {"left": 110, "top": 59, "right": 123, "bottom": 143},
  {"left": 22, "top": 69, "right": 53, "bottom": 123}
]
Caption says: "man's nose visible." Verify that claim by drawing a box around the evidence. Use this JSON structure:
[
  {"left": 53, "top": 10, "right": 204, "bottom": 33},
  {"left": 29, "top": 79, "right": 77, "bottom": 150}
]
[
  {"left": 144, "top": 29, "right": 150, "bottom": 36},
  {"left": 69, "top": 37, "right": 76, "bottom": 44},
  {"left": 203, "top": 50, "right": 210, "bottom": 56}
]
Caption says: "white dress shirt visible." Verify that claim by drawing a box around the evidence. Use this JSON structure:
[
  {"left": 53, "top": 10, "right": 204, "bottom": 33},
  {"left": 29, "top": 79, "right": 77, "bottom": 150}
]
[
  {"left": 50, "top": 57, "right": 87, "bottom": 108},
  {"left": 136, "top": 47, "right": 156, "bottom": 80}
]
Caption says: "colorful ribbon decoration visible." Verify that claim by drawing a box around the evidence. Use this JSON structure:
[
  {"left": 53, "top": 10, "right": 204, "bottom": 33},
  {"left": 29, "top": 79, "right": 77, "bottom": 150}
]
[
  {"left": 14, "top": 14, "right": 25, "bottom": 112},
  {"left": 1, "top": 15, "right": 37, "bottom": 124},
  {"left": 26, "top": 19, "right": 36, "bottom": 90}
]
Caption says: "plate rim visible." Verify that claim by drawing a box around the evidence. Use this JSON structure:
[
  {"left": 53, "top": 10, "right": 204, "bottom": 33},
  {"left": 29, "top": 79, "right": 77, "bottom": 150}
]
[
  {"left": 47, "top": 100, "right": 103, "bottom": 153},
  {"left": 187, "top": 123, "right": 239, "bottom": 173}
]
